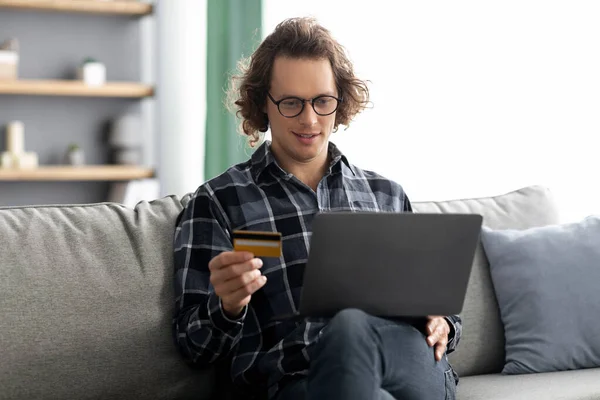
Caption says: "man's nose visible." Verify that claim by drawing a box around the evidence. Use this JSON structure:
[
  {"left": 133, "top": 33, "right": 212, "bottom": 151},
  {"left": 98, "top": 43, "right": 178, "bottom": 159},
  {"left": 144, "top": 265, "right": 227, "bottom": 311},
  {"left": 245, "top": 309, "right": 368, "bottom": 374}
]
[{"left": 298, "top": 103, "right": 318, "bottom": 126}]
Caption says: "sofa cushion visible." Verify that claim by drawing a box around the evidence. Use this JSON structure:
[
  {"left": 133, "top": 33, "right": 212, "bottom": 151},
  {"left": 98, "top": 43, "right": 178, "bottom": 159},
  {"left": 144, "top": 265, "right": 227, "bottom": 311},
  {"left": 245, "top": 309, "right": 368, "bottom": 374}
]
[
  {"left": 413, "top": 186, "right": 560, "bottom": 377},
  {"left": 481, "top": 216, "right": 600, "bottom": 374},
  {"left": 0, "top": 198, "right": 214, "bottom": 400},
  {"left": 457, "top": 368, "right": 600, "bottom": 400}
]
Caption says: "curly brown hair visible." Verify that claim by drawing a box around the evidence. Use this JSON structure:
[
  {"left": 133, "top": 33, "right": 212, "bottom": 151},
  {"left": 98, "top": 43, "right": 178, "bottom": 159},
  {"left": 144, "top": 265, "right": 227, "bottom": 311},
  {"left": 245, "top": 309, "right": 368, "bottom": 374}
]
[{"left": 227, "top": 17, "right": 370, "bottom": 147}]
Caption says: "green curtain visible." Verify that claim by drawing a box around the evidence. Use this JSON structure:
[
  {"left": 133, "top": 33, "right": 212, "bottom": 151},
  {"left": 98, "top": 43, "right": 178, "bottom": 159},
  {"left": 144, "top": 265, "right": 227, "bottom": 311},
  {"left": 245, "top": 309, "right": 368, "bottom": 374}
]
[{"left": 204, "top": 0, "right": 262, "bottom": 181}]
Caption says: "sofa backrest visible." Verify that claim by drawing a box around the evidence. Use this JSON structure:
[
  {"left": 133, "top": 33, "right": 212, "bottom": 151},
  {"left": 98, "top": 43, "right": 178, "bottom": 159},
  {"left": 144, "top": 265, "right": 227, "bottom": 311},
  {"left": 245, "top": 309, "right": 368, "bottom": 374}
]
[
  {"left": 0, "top": 185, "right": 561, "bottom": 399},
  {"left": 413, "top": 185, "right": 560, "bottom": 377},
  {"left": 0, "top": 198, "right": 213, "bottom": 400}
]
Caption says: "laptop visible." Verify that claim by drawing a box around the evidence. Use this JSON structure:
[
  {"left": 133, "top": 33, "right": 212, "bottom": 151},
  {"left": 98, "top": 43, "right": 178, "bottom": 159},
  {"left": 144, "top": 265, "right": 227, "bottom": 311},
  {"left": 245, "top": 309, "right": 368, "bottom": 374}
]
[{"left": 272, "top": 212, "right": 482, "bottom": 321}]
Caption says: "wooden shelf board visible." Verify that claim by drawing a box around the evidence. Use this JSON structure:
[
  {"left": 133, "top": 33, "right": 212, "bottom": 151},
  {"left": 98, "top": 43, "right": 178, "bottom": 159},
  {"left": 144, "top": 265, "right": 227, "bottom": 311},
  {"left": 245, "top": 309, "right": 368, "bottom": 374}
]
[
  {"left": 0, "top": 0, "right": 152, "bottom": 16},
  {"left": 0, "top": 166, "right": 155, "bottom": 181},
  {"left": 0, "top": 80, "right": 154, "bottom": 98}
]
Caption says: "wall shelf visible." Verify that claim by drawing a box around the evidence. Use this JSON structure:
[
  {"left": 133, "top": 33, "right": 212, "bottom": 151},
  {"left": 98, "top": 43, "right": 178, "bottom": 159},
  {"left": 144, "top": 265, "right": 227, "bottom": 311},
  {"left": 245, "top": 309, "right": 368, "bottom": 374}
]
[
  {"left": 0, "top": 0, "right": 152, "bottom": 16},
  {"left": 0, "top": 80, "right": 154, "bottom": 98},
  {"left": 0, "top": 166, "right": 155, "bottom": 181}
]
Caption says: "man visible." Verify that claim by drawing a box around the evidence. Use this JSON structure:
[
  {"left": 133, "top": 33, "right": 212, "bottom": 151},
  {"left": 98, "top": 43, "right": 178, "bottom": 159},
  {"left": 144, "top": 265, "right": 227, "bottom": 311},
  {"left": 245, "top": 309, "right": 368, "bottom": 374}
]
[{"left": 174, "top": 17, "right": 460, "bottom": 400}]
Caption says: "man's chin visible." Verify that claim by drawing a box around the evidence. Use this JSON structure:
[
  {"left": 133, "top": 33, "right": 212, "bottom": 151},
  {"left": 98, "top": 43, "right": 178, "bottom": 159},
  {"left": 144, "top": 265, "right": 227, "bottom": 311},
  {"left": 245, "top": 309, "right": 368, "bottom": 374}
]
[{"left": 292, "top": 146, "right": 328, "bottom": 165}]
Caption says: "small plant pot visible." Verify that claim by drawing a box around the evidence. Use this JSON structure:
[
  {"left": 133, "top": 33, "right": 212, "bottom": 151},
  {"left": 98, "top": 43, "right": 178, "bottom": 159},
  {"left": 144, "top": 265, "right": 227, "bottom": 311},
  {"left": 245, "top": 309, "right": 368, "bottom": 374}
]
[
  {"left": 0, "top": 50, "right": 18, "bottom": 80},
  {"left": 77, "top": 62, "right": 106, "bottom": 86},
  {"left": 66, "top": 149, "right": 86, "bottom": 166}
]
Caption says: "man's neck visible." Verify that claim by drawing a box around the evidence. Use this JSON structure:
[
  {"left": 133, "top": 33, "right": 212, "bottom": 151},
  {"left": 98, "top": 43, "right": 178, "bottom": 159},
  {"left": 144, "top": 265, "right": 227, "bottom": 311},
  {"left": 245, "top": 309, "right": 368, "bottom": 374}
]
[
  {"left": 273, "top": 149, "right": 330, "bottom": 192},
  {"left": 288, "top": 161, "right": 329, "bottom": 191}
]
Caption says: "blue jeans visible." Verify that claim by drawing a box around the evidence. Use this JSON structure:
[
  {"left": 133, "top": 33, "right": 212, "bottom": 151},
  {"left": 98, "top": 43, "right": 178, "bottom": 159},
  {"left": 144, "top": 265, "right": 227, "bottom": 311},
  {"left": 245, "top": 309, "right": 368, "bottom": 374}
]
[{"left": 275, "top": 309, "right": 457, "bottom": 400}]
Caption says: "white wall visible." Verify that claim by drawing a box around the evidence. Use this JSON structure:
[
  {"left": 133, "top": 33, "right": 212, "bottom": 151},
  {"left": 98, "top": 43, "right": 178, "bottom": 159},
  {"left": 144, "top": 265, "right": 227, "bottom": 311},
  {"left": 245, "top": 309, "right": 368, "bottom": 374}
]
[
  {"left": 263, "top": 1, "right": 600, "bottom": 222},
  {"left": 157, "top": 0, "right": 207, "bottom": 198}
]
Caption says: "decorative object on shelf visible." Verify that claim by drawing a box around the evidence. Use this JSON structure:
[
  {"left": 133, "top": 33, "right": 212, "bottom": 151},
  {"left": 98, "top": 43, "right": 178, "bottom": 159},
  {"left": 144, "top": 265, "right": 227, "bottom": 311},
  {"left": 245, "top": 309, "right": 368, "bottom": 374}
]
[
  {"left": 0, "top": 38, "right": 19, "bottom": 80},
  {"left": 76, "top": 57, "right": 106, "bottom": 86},
  {"left": 0, "top": 121, "right": 39, "bottom": 169},
  {"left": 108, "top": 114, "right": 142, "bottom": 165},
  {"left": 65, "top": 143, "right": 85, "bottom": 166}
]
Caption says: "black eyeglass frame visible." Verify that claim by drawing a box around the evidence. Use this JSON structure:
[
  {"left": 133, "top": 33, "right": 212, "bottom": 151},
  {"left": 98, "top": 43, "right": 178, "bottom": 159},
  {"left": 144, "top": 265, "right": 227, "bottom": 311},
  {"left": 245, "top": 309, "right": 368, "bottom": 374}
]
[{"left": 267, "top": 92, "right": 343, "bottom": 118}]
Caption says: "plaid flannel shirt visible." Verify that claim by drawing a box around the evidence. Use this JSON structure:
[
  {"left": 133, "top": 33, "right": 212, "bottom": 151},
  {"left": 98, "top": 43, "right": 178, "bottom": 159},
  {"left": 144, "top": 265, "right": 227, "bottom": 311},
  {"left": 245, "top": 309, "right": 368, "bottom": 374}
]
[{"left": 173, "top": 141, "right": 462, "bottom": 398}]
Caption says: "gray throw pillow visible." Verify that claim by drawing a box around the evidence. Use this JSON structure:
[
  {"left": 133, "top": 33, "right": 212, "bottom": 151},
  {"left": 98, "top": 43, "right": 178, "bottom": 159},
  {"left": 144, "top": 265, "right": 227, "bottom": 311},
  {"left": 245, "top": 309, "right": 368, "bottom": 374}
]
[{"left": 480, "top": 216, "right": 600, "bottom": 375}]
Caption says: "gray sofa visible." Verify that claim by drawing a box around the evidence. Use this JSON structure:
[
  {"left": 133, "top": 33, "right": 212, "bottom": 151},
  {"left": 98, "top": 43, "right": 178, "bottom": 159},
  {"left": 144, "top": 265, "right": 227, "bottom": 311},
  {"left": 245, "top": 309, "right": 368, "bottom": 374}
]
[{"left": 1, "top": 185, "right": 599, "bottom": 400}]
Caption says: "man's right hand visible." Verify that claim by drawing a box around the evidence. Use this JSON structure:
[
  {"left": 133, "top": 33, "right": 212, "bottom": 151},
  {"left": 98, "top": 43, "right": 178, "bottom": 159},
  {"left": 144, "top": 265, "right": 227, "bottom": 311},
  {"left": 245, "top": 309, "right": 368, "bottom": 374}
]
[{"left": 208, "top": 251, "right": 267, "bottom": 318}]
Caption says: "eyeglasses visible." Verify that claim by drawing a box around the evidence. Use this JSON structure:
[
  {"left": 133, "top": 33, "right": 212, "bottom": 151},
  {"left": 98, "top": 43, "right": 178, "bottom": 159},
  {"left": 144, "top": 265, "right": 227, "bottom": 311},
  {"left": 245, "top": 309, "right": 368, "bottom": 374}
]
[{"left": 267, "top": 92, "right": 342, "bottom": 118}]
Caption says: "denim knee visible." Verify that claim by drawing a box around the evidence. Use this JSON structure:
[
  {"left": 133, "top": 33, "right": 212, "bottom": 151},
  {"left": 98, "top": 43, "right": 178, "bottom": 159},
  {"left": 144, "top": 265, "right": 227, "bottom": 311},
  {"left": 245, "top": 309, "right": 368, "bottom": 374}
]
[
  {"left": 327, "top": 308, "right": 369, "bottom": 334},
  {"left": 310, "top": 308, "right": 374, "bottom": 366},
  {"left": 316, "top": 309, "right": 371, "bottom": 347}
]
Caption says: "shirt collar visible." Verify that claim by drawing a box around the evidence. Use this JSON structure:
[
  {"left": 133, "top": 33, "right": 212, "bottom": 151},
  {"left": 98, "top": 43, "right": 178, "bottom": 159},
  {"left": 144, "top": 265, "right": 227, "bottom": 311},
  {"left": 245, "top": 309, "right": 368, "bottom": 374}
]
[
  {"left": 250, "top": 140, "right": 355, "bottom": 181},
  {"left": 327, "top": 141, "right": 355, "bottom": 176}
]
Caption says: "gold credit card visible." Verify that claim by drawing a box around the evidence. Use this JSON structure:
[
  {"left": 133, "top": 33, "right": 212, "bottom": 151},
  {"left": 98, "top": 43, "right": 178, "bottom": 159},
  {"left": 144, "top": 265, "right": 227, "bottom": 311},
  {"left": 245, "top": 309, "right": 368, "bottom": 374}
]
[{"left": 232, "top": 230, "right": 282, "bottom": 258}]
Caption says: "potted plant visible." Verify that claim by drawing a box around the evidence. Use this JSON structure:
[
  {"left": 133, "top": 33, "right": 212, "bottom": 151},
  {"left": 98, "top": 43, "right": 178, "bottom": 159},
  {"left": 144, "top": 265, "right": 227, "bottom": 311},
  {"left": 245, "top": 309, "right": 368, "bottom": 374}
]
[
  {"left": 77, "top": 57, "right": 106, "bottom": 86},
  {"left": 66, "top": 143, "right": 85, "bottom": 166},
  {"left": 0, "top": 38, "right": 19, "bottom": 80}
]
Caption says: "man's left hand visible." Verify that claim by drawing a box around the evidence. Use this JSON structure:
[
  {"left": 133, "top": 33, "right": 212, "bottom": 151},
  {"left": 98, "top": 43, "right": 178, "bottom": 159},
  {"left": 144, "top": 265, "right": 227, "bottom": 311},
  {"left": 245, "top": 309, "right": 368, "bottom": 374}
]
[{"left": 425, "top": 316, "right": 450, "bottom": 361}]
